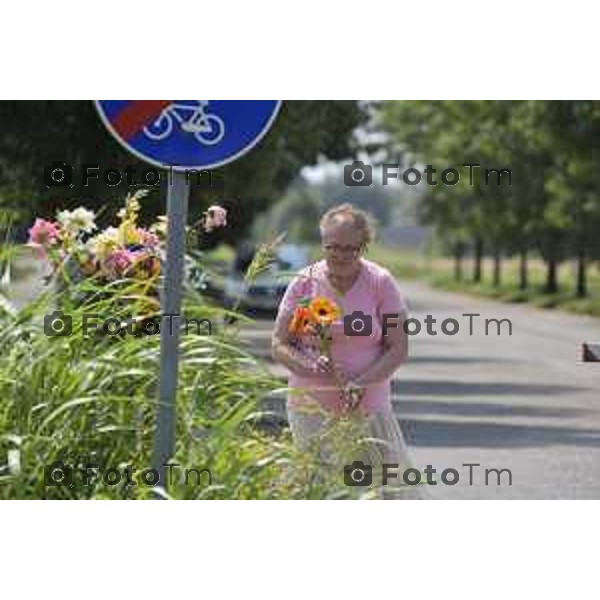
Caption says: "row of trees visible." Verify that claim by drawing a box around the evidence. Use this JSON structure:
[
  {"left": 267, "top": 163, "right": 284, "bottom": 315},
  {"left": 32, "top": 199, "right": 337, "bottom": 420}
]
[
  {"left": 0, "top": 101, "right": 365, "bottom": 247},
  {"left": 252, "top": 169, "right": 405, "bottom": 244},
  {"left": 377, "top": 101, "right": 600, "bottom": 297}
]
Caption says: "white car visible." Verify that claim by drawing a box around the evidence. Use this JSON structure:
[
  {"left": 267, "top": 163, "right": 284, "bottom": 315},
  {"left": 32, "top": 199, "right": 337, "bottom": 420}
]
[{"left": 224, "top": 244, "right": 310, "bottom": 313}]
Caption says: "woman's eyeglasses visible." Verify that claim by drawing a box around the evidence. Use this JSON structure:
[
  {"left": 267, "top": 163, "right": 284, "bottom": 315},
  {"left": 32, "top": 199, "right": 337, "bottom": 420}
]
[{"left": 322, "top": 243, "right": 365, "bottom": 255}]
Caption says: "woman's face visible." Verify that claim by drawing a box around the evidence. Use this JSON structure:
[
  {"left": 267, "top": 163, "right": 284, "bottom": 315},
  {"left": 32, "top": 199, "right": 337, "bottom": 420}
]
[{"left": 321, "top": 219, "right": 365, "bottom": 275}]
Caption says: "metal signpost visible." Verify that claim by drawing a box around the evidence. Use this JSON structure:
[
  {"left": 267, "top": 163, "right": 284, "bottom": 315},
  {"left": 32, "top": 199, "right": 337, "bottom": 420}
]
[{"left": 95, "top": 100, "right": 282, "bottom": 490}]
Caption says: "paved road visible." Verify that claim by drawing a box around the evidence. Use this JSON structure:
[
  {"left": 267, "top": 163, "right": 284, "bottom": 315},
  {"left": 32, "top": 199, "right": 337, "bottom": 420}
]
[{"left": 241, "top": 280, "right": 600, "bottom": 499}]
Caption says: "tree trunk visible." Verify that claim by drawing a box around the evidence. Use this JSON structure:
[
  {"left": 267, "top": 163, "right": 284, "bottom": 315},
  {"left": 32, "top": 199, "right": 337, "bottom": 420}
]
[
  {"left": 473, "top": 237, "right": 483, "bottom": 283},
  {"left": 576, "top": 247, "right": 587, "bottom": 298},
  {"left": 492, "top": 249, "right": 502, "bottom": 287},
  {"left": 545, "top": 258, "right": 559, "bottom": 294},
  {"left": 454, "top": 243, "right": 464, "bottom": 282},
  {"left": 519, "top": 248, "right": 528, "bottom": 290}
]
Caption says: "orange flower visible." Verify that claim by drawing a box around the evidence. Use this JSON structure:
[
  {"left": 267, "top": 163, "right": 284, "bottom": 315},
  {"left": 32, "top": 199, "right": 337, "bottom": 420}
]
[
  {"left": 309, "top": 296, "right": 340, "bottom": 325},
  {"left": 289, "top": 305, "right": 317, "bottom": 335}
]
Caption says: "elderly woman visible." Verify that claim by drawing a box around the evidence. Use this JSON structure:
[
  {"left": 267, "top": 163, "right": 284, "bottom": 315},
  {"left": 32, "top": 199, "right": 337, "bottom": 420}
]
[{"left": 272, "top": 203, "right": 425, "bottom": 499}]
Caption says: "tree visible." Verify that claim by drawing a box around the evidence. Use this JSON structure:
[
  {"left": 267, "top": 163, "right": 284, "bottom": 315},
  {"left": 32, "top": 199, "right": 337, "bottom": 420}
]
[
  {"left": 0, "top": 101, "right": 366, "bottom": 244},
  {"left": 377, "top": 100, "right": 600, "bottom": 298},
  {"left": 541, "top": 101, "right": 600, "bottom": 297}
]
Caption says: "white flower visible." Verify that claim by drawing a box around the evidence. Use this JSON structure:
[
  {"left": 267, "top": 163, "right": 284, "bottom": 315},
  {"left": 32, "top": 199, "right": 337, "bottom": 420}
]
[
  {"left": 204, "top": 205, "right": 227, "bottom": 232},
  {"left": 84, "top": 236, "right": 99, "bottom": 254},
  {"left": 86, "top": 227, "right": 120, "bottom": 256},
  {"left": 57, "top": 207, "right": 96, "bottom": 234}
]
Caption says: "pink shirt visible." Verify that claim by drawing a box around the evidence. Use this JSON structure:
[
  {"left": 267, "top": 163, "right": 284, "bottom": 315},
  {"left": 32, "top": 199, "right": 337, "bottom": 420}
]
[{"left": 277, "top": 258, "right": 409, "bottom": 416}]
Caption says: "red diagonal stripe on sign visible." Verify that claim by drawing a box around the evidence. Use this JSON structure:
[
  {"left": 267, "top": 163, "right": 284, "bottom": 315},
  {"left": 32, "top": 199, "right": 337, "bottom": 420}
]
[{"left": 111, "top": 100, "right": 173, "bottom": 141}]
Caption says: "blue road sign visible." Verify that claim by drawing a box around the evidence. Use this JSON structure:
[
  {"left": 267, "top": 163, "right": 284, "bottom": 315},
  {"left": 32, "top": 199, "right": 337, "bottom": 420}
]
[{"left": 94, "top": 100, "right": 282, "bottom": 171}]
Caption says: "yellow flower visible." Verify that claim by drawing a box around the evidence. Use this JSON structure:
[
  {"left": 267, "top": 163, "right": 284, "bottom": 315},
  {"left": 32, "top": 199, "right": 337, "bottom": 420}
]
[
  {"left": 309, "top": 296, "right": 340, "bottom": 325},
  {"left": 120, "top": 221, "right": 143, "bottom": 246},
  {"left": 127, "top": 197, "right": 141, "bottom": 215}
]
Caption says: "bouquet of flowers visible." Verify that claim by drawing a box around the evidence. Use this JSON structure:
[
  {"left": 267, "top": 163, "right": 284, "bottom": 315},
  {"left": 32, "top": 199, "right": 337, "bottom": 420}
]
[
  {"left": 288, "top": 295, "right": 364, "bottom": 412},
  {"left": 27, "top": 191, "right": 228, "bottom": 318},
  {"left": 28, "top": 191, "right": 162, "bottom": 313}
]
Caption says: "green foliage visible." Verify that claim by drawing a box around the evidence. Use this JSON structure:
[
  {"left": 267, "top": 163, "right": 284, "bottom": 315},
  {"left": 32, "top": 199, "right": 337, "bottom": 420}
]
[
  {"left": 377, "top": 100, "right": 600, "bottom": 296},
  {"left": 0, "top": 247, "right": 375, "bottom": 499},
  {"left": 253, "top": 168, "right": 404, "bottom": 246}
]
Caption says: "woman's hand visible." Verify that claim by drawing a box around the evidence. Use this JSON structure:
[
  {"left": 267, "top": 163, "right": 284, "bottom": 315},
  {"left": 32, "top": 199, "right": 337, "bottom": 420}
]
[
  {"left": 312, "top": 358, "right": 366, "bottom": 411},
  {"left": 314, "top": 354, "right": 334, "bottom": 374}
]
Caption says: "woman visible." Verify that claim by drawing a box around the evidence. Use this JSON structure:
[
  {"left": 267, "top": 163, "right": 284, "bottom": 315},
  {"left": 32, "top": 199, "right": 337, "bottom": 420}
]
[{"left": 272, "top": 203, "right": 426, "bottom": 499}]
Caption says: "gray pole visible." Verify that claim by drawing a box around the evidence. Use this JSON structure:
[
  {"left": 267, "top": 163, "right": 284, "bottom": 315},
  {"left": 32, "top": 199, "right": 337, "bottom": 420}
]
[{"left": 152, "top": 170, "right": 189, "bottom": 489}]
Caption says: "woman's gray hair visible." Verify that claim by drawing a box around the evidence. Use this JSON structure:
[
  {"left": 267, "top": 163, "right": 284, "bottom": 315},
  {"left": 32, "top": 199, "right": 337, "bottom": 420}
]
[{"left": 319, "top": 203, "right": 376, "bottom": 245}]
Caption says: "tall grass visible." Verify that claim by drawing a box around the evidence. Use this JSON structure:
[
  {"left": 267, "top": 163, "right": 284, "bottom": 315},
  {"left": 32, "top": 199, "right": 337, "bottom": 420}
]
[{"left": 0, "top": 248, "right": 369, "bottom": 499}]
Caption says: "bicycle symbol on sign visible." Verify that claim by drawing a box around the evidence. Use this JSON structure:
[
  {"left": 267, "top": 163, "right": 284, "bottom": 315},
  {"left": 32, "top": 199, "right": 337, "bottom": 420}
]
[{"left": 143, "top": 100, "right": 225, "bottom": 146}]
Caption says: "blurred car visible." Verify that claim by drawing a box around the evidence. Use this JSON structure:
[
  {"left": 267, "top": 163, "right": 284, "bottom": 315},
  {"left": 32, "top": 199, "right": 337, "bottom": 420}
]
[{"left": 223, "top": 243, "right": 310, "bottom": 313}]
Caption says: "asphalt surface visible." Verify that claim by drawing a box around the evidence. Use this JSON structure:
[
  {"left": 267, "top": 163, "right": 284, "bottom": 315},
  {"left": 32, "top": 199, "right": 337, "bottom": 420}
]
[{"left": 241, "top": 280, "right": 600, "bottom": 499}]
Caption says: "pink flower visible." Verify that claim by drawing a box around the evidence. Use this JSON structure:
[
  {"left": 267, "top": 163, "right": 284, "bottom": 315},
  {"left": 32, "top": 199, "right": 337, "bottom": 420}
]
[
  {"left": 103, "top": 248, "right": 134, "bottom": 279},
  {"left": 139, "top": 229, "right": 160, "bottom": 249},
  {"left": 204, "top": 205, "right": 227, "bottom": 232},
  {"left": 28, "top": 218, "right": 59, "bottom": 248}
]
